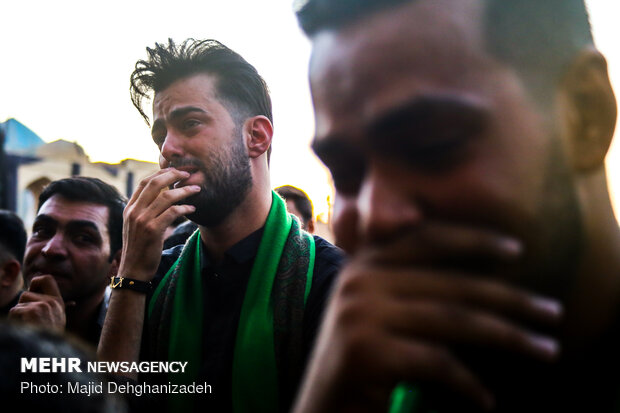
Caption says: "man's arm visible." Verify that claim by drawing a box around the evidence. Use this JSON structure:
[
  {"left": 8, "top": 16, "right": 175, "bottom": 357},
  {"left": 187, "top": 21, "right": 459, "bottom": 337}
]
[
  {"left": 293, "top": 223, "right": 563, "bottom": 412},
  {"left": 97, "top": 168, "right": 199, "bottom": 379}
]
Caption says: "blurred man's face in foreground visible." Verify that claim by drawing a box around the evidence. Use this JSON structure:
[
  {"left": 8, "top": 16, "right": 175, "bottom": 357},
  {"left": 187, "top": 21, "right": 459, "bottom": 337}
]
[{"left": 309, "top": 0, "right": 583, "bottom": 295}]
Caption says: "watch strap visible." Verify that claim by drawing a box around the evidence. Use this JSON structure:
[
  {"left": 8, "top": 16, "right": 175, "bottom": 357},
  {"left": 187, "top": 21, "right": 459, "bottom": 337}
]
[{"left": 109, "top": 276, "right": 153, "bottom": 293}]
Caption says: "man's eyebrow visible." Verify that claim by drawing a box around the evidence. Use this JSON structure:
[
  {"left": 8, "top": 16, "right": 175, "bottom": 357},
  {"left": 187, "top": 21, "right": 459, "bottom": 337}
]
[
  {"left": 151, "top": 106, "right": 207, "bottom": 136},
  {"left": 32, "top": 216, "right": 102, "bottom": 240},
  {"left": 33, "top": 214, "right": 57, "bottom": 226},
  {"left": 66, "top": 220, "right": 101, "bottom": 233},
  {"left": 169, "top": 106, "right": 207, "bottom": 120}
]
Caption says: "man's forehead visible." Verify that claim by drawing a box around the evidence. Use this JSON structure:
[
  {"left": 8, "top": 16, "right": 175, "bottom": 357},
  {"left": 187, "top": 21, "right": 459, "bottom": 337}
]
[
  {"left": 309, "top": 0, "right": 487, "bottom": 142},
  {"left": 38, "top": 196, "right": 109, "bottom": 229},
  {"left": 152, "top": 73, "right": 219, "bottom": 117},
  {"left": 310, "top": 0, "right": 485, "bottom": 84}
]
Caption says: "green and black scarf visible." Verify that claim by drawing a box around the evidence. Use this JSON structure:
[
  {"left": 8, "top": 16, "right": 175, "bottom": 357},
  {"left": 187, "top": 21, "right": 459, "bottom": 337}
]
[{"left": 147, "top": 191, "right": 315, "bottom": 413}]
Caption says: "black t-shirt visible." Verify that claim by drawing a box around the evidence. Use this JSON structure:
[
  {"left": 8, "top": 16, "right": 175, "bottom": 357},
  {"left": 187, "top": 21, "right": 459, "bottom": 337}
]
[{"left": 143, "top": 228, "right": 344, "bottom": 413}]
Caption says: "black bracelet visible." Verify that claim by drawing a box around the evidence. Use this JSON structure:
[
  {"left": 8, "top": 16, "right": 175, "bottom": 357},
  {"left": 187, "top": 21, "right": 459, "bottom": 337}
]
[{"left": 109, "top": 276, "right": 153, "bottom": 294}]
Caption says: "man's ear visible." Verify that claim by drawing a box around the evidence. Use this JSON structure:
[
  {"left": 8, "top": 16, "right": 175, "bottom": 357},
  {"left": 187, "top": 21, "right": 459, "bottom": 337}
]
[
  {"left": 107, "top": 250, "right": 122, "bottom": 278},
  {"left": 245, "top": 115, "right": 273, "bottom": 159},
  {"left": 0, "top": 259, "right": 21, "bottom": 288},
  {"left": 559, "top": 47, "right": 617, "bottom": 172}
]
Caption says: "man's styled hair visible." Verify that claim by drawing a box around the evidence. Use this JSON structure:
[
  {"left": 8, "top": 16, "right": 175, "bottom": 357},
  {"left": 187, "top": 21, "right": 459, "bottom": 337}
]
[
  {"left": 275, "top": 185, "right": 314, "bottom": 224},
  {"left": 0, "top": 210, "right": 27, "bottom": 264},
  {"left": 130, "top": 38, "right": 273, "bottom": 129},
  {"left": 296, "top": 0, "right": 594, "bottom": 104},
  {"left": 38, "top": 177, "right": 127, "bottom": 259}
]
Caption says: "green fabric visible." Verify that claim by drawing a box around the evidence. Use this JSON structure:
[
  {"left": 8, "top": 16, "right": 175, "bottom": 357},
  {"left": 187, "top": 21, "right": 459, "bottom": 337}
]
[
  {"left": 389, "top": 383, "right": 423, "bottom": 413},
  {"left": 147, "top": 191, "right": 315, "bottom": 413},
  {"left": 304, "top": 240, "right": 315, "bottom": 306},
  {"left": 147, "top": 228, "right": 203, "bottom": 412},
  {"left": 389, "top": 383, "right": 438, "bottom": 413},
  {"left": 234, "top": 190, "right": 301, "bottom": 412}
]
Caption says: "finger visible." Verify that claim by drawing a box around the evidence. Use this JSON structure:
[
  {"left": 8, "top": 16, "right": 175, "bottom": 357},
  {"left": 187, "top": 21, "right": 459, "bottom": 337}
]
[
  {"left": 16, "top": 293, "right": 65, "bottom": 314},
  {"left": 382, "top": 299, "right": 559, "bottom": 361},
  {"left": 363, "top": 222, "right": 523, "bottom": 267},
  {"left": 144, "top": 185, "right": 201, "bottom": 219},
  {"left": 126, "top": 168, "right": 172, "bottom": 208},
  {"left": 342, "top": 265, "right": 562, "bottom": 326},
  {"left": 152, "top": 204, "right": 198, "bottom": 230},
  {"left": 8, "top": 305, "right": 31, "bottom": 321},
  {"left": 130, "top": 168, "right": 190, "bottom": 210},
  {"left": 17, "top": 291, "right": 48, "bottom": 303},
  {"left": 27, "top": 275, "right": 63, "bottom": 297},
  {"left": 8, "top": 304, "right": 65, "bottom": 329}
]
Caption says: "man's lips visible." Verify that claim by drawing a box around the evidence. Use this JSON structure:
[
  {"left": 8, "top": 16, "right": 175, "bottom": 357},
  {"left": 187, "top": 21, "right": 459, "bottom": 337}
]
[
  {"left": 172, "top": 168, "right": 202, "bottom": 189},
  {"left": 171, "top": 166, "right": 199, "bottom": 174},
  {"left": 30, "top": 270, "right": 71, "bottom": 280}
]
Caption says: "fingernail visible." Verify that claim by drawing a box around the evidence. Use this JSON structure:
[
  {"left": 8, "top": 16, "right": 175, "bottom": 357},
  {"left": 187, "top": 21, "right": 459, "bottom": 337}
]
[
  {"left": 499, "top": 237, "right": 523, "bottom": 256},
  {"left": 528, "top": 334, "right": 560, "bottom": 358},
  {"left": 190, "top": 185, "right": 201, "bottom": 191},
  {"left": 531, "top": 297, "right": 563, "bottom": 318}
]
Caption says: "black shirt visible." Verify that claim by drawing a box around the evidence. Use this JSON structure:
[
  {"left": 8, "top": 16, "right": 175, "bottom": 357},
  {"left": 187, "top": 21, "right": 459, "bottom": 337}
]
[{"left": 145, "top": 228, "right": 344, "bottom": 413}]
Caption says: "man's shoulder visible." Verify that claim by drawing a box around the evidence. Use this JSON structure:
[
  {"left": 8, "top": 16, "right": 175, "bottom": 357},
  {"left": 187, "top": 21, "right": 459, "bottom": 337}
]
[
  {"left": 312, "top": 235, "right": 345, "bottom": 270},
  {"left": 310, "top": 235, "right": 346, "bottom": 293},
  {"left": 152, "top": 244, "right": 185, "bottom": 287}
]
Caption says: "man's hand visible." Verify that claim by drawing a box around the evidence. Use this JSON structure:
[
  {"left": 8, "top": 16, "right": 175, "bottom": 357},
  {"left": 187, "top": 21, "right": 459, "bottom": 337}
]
[
  {"left": 293, "top": 223, "right": 563, "bottom": 413},
  {"left": 9, "top": 275, "right": 71, "bottom": 331},
  {"left": 119, "top": 168, "right": 199, "bottom": 281},
  {"left": 98, "top": 168, "right": 199, "bottom": 379}
]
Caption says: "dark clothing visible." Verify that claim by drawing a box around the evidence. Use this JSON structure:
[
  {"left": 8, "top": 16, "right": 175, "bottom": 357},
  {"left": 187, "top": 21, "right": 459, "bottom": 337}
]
[
  {"left": 162, "top": 220, "right": 198, "bottom": 250},
  {"left": 141, "top": 228, "right": 343, "bottom": 413},
  {"left": 0, "top": 291, "right": 22, "bottom": 316}
]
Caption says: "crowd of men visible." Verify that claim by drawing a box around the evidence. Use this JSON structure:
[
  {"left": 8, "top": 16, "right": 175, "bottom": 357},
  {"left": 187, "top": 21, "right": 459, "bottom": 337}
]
[{"left": 2, "top": 1, "right": 620, "bottom": 412}]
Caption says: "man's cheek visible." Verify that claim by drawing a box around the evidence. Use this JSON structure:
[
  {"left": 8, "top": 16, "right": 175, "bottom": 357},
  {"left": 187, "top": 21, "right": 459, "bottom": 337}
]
[{"left": 333, "top": 197, "right": 360, "bottom": 253}]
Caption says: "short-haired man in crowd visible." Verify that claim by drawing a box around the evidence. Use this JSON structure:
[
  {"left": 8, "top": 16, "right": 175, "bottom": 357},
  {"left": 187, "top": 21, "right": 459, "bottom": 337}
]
[
  {"left": 275, "top": 185, "right": 315, "bottom": 233},
  {"left": 9, "top": 177, "right": 126, "bottom": 347},
  {"left": 293, "top": 0, "right": 619, "bottom": 412},
  {"left": 0, "top": 210, "right": 27, "bottom": 315},
  {"left": 98, "top": 39, "right": 343, "bottom": 413}
]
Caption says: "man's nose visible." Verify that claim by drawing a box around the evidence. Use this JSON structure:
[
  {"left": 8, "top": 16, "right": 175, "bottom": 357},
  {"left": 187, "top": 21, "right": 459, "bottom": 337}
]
[
  {"left": 357, "top": 171, "right": 423, "bottom": 244},
  {"left": 160, "top": 131, "right": 184, "bottom": 165},
  {"left": 41, "top": 233, "right": 68, "bottom": 258}
]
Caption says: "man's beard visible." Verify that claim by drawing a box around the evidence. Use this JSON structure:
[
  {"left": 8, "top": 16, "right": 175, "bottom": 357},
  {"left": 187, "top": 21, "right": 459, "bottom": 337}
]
[
  {"left": 174, "top": 133, "right": 253, "bottom": 227},
  {"left": 518, "top": 136, "right": 584, "bottom": 301}
]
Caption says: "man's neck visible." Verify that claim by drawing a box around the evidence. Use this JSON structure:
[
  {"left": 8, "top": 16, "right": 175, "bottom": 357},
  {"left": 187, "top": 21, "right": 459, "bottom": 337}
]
[{"left": 198, "top": 186, "right": 272, "bottom": 264}]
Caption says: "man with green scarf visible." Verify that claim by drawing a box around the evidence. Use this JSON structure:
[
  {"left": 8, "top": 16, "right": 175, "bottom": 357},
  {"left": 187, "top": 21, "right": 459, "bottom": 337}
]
[{"left": 98, "top": 38, "right": 343, "bottom": 413}]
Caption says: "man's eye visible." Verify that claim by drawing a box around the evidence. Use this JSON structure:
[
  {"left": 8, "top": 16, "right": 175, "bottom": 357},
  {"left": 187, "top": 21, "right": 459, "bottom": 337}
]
[
  {"left": 74, "top": 233, "right": 96, "bottom": 244},
  {"left": 183, "top": 119, "right": 200, "bottom": 129},
  {"left": 32, "top": 226, "right": 52, "bottom": 238}
]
